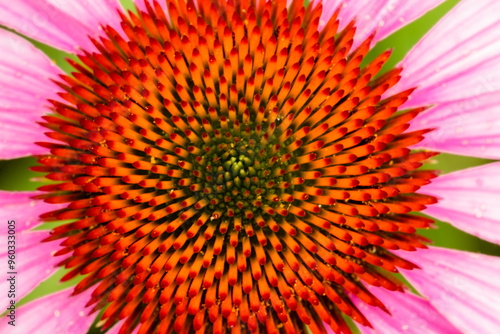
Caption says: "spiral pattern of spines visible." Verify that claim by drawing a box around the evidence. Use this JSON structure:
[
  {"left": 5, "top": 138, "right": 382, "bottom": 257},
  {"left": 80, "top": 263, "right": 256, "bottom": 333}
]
[{"left": 33, "top": 0, "right": 438, "bottom": 333}]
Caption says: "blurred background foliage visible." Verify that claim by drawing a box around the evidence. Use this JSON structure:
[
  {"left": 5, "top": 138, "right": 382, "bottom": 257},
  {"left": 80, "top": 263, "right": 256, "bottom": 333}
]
[{"left": 1, "top": 0, "right": 499, "bottom": 332}]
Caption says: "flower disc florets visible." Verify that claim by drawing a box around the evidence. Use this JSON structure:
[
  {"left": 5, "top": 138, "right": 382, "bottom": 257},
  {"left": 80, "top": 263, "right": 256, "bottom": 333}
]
[{"left": 34, "top": 0, "right": 438, "bottom": 333}]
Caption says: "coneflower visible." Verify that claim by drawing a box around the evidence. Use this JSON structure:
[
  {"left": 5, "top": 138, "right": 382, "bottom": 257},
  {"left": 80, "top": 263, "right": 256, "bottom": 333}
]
[{"left": 1, "top": 0, "right": 500, "bottom": 333}]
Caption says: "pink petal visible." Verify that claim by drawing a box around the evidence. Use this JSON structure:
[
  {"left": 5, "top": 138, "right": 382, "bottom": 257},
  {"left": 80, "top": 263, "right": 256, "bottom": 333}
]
[
  {"left": 352, "top": 286, "right": 459, "bottom": 334},
  {"left": 0, "top": 287, "right": 96, "bottom": 333},
  {"left": 393, "top": 0, "right": 500, "bottom": 157},
  {"left": 0, "top": 231, "right": 61, "bottom": 303},
  {"left": 0, "top": 191, "right": 61, "bottom": 230},
  {"left": 0, "top": 30, "right": 62, "bottom": 159},
  {"left": 318, "top": 0, "right": 446, "bottom": 49},
  {"left": 420, "top": 162, "right": 500, "bottom": 245},
  {"left": 410, "top": 92, "right": 500, "bottom": 159},
  {"left": 0, "top": 191, "right": 64, "bottom": 301},
  {"left": 399, "top": 247, "right": 500, "bottom": 333},
  {"left": 0, "top": 0, "right": 123, "bottom": 53},
  {"left": 398, "top": 0, "right": 500, "bottom": 102}
]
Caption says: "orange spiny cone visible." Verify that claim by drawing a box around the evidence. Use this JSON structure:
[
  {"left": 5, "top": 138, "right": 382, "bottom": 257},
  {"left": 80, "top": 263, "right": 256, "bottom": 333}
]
[{"left": 35, "top": 0, "right": 438, "bottom": 333}]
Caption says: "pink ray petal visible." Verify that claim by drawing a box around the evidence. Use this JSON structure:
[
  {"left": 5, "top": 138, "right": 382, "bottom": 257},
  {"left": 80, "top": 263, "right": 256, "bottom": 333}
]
[
  {"left": 0, "top": 0, "right": 123, "bottom": 53},
  {"left": 0, "top": 191, "right": 61, "bottom": 230},
  {"left": 398, "top": 0, "right": 500, "bottom": 100},
  {"left": 317, "top": 0, "right": 446, "bottom": 49},
  {"left": 0, "top": 191, "right": 64, "bottom": 302},
  {"left": 0, "top": 30, "right": 62, "bottom": 159},
  {"left": 0, "top": 287, "right": 96, "bottom": 333},
  {"left": 0, "top": 231, "right": 62, "bottom": 305},
  {"left": 420, "top": 162, "right": 500, "bottom": 245},
  {"left": 410, "top": 92, "right": 500, "bottom": 159},
  {"left": 352, "top": 286, "right": 459, "bottom": 334},
  {"left": 393, "top": 0, "right": 500, "bottom": 158},
  {"left": 398, "top": 247, "right": 500, "bottom": 333}
]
